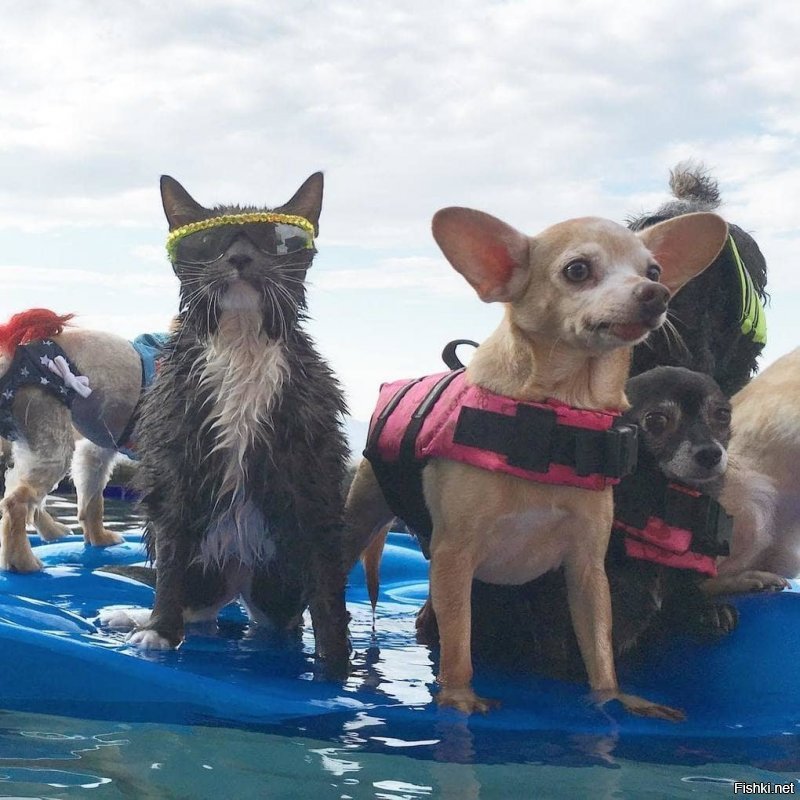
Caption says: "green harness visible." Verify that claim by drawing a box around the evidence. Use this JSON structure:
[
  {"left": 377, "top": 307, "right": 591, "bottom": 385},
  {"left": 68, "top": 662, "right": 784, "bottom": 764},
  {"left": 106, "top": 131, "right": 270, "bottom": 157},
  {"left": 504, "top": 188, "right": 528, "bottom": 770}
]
[{"left": 729, "top": 234, "right": 767, "bottom": 345}]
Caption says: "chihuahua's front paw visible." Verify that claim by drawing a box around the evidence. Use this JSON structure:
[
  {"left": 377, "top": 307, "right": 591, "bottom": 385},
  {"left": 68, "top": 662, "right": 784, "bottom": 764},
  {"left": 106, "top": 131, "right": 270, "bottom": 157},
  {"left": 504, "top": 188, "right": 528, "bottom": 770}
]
[
  {"left": 694, "top": 602, "right": 738, "bottom": 638},
  {"left": 703, "top": 571, "right": 789, "bottom": 596},
  {"left": 0, "top": 548, "right": 43, "bottom": 573},
  {"left": 732, "top": 570, "right": 788, "bottom": 593},
  {"left": 436, "top": 687, "right": 500, "bottom": 714},
  {"left": 86, "top": 529, "right": 126, "bottom": 547},
  {"left": 598, "top": 690, "right": 685, "bottom": 722},
  {"left": 127, "top": 629, "right": 176, "bottom": 650}
]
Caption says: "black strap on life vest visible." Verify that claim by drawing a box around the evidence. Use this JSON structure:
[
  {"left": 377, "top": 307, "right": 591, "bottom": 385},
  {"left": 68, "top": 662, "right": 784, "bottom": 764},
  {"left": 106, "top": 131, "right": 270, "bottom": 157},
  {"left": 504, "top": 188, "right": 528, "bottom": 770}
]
[
  {"left": 611, "top": 455, "right": 732, "bottom": 560},
  {"left": 439, "top": 339, "right": 639, "bottom": 479},
  {"left": 114, "top": 353, "right": 148, "bottom": 450},
  {"left": 398, "top": 369, "right": 466, "bottom": 463},
  {"left": 452, "top": 405, "right": 639, "bottom": 479}
]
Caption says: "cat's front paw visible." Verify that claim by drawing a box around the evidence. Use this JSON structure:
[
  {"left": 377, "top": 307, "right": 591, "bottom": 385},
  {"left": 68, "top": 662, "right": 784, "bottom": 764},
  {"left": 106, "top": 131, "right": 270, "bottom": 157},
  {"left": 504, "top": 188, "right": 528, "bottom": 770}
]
[
  {"left": 128, "top": 629, "right": 176, "bottom": 650},
  {"left": 97, "top": 607, "right": 152, "bottom": 630}
]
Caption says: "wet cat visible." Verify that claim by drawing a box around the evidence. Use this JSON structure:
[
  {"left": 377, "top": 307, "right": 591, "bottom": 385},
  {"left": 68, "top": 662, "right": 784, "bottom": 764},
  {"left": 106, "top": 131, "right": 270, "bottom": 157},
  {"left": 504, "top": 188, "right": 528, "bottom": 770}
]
[{"left": 128, "top": 173, "right": 351, "bottom": 675}]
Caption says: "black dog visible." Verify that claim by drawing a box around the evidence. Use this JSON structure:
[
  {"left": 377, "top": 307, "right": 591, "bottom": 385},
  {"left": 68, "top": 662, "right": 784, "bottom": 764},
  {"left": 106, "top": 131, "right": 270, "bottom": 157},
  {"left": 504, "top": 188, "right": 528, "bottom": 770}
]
[
  {"left": 417, "top": 367, "right": 738, "bottom": 681},
  {"left": 128, "top": 174, "right": 351, "bottom": 675},
  {"left": 628, "top": 162, "right": 768, "bottom": 397}
]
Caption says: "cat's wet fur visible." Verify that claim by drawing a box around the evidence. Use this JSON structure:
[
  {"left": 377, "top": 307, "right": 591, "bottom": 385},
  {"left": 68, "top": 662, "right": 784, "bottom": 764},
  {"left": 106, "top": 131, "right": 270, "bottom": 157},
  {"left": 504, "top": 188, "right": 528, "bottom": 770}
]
[{"left": 130, "top": 173, "right": 351, "bottom": 675}]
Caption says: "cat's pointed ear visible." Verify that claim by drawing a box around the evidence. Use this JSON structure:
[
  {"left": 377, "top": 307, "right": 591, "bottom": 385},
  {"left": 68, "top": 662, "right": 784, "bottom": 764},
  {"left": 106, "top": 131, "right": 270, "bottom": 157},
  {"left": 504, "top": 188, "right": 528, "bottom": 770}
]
[
  {"left": 160, "top": 176, "right": 207, "bottom": 231},
  {"left": 281, "top": 172, "right": 324, "bottom": 235}
]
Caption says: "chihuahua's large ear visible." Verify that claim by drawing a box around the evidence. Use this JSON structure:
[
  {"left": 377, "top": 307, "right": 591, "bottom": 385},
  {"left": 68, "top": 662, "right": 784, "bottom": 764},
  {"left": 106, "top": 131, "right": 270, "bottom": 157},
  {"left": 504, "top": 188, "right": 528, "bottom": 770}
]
[
  {"left": 432, "top": 207, "right": 530, "bottom": 303},
  {"left": 281, "top": 172, "right": 324, "bottom": 235},
  {"left": 637, "top": 212, "right": 728, "bottom": 295},
  {"left": 160, "top": 176, "right": 208, "bottom": 231}
]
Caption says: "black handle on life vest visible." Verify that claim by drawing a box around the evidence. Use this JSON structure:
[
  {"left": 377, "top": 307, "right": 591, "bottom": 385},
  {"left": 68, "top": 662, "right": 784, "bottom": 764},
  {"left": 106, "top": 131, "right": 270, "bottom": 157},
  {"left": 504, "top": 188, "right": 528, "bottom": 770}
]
[{"left": 441, "top": 339, "right": 479, "bottom": 370}]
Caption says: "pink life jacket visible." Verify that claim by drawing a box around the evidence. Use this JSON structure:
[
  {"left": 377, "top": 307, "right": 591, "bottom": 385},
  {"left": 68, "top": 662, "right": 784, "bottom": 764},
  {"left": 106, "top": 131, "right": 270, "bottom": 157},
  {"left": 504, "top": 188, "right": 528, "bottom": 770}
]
[
  {"left": 611, "top": 478, "right": 731, "bottom": 577},
  {"left": 364, "top": 369, "right": 638, "bottom": 548},
  {"left": 365, "top": 368, "right": 729, "bottom": 576}
]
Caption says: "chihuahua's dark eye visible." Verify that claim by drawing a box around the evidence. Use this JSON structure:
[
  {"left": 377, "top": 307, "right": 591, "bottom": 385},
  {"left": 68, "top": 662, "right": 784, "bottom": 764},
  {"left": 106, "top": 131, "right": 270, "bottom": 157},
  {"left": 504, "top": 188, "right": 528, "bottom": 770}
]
[
  {"left": 646, "top": 263, "right": 662, "bottom": 282},
  {"left": 714, "top": 407, "right": 732, "bottom": 426},
  {"left": 643, "top": 411, "right": 669, "bottom": 435},
  {"left": 563, "top": 260, "right": 592, "bottom": 282}
]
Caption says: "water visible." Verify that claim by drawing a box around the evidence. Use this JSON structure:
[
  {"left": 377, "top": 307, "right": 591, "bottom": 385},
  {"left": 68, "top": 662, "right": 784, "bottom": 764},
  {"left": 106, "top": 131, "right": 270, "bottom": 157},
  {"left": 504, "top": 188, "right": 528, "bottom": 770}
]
[
  {"left": 1, "top": 711, "right": 798, "bottom": 799},
  {"left": 0, "top": 494, "right": 797, "bottom": 799}
]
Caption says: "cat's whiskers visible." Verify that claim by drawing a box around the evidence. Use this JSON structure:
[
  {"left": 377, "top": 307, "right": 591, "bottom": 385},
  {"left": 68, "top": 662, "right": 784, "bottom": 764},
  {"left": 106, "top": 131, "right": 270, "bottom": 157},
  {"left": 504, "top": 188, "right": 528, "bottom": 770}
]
[
  {"left": 180, "top": 282, "right": 210, "bottom": 316},
  {"left": 268, "top": 280, "right": 299, "bottom": 339},
  {"left": 266, "top": 286, "right": 286, "bottom": 341}
]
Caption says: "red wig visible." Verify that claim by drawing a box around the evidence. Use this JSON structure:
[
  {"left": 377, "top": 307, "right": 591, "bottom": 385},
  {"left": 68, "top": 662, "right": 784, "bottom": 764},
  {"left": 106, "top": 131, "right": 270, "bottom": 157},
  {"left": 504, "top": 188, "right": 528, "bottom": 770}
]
[{"left": 0, "top": 309, "right": 75, "bottom": 356}]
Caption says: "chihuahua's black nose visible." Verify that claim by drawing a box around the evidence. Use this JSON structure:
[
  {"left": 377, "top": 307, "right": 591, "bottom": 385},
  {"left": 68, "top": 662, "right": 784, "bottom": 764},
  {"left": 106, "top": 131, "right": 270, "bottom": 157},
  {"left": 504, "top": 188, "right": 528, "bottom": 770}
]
[
  {"left": 694, "top": 444, "right": 723, "bottom": 469},
  {"left": 634, "top": 282, "right": 670, "bottom": 320}
]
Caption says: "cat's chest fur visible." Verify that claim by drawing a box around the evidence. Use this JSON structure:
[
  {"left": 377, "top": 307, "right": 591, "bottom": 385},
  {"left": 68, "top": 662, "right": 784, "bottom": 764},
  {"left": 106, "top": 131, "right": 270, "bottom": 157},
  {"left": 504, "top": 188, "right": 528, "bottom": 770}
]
[{"left": 195, "top": 292, "right": 289, "bottom": 567}]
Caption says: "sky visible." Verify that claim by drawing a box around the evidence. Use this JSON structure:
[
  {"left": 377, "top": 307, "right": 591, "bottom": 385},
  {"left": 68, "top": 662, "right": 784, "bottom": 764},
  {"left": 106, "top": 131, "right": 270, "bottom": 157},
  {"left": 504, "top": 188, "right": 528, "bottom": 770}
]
[{"left": 2, "top": 0, "right": 799, "bottom": 449}]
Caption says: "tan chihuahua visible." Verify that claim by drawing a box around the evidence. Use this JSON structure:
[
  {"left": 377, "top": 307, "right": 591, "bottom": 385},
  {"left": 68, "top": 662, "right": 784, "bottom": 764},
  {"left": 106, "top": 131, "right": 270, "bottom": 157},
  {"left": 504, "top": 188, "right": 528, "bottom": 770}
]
[
  {"left": 345, "top": 207, "right": 727, "bottom": 718},
  {"left": 712, "top": 346, "right": 800, "bottom": 584}
]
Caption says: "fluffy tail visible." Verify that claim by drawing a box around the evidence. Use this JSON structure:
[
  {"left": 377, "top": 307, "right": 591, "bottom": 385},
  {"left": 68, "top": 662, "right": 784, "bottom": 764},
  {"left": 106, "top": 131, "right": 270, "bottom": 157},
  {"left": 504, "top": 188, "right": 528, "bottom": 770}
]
[
  {"left": 669, "top": 160, "right": 721, "bottom": 209},
  {"left": 718, "top": 453, "right": 778, "bottom": 574},
  {"left": 0, "top": 309, "right": 75, "bottom": 356}
]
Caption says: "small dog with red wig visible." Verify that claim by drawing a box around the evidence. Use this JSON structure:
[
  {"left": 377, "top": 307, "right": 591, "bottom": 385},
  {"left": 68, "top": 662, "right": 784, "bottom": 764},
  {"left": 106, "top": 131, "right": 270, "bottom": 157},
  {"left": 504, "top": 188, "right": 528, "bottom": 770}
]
[{"left": 0, "top": 309, "right": 143, "bottom": 571}]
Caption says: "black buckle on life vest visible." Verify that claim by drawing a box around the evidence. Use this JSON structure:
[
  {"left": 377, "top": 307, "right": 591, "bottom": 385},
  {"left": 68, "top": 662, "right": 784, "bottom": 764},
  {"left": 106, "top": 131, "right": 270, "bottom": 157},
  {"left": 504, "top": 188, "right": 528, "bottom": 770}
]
[
  {"left": 451, "top": 403, "right": 638, "bottom": 479},
  {"left": 665, "top": 490, "right": 732, "bottom": 558},
  {"left": 614, "top": 465, "right": 732, "bottom": 559}
]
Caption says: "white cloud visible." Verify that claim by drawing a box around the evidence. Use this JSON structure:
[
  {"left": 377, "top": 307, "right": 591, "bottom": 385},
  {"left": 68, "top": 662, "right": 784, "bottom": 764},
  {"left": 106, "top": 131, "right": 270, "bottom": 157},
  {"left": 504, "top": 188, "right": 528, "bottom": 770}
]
[
  {"left": 1, "top": 0, "right": 798, "bottom": 421},
  {"left": 0, "top": 0, "right": 795, "bottom": 240},
  {"left": 314, "top": 257, "right": 471, "bottom": 296},
  {"left": 0, "top": 265, "right": 174, "bottom": 292},
  {"left": 0, "top": 189, "right": 161, "bottom": 232}
]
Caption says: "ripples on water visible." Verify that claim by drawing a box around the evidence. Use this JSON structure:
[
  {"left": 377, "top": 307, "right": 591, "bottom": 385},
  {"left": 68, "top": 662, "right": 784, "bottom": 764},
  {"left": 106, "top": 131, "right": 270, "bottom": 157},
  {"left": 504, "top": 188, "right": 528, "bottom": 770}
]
[{"left": 0, "top": 494, "right": 797, "bottom": 799}]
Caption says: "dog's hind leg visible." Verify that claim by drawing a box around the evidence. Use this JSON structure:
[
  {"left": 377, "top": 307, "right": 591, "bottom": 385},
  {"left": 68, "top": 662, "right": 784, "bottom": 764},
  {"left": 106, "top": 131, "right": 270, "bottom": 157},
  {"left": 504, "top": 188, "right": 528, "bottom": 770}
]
[
  {"left": 32, "top": 505, "right": 73, "bottom": 540},
  {"left": 72, "top": 438, "right": 124, "bottom": 547},
  {"left": 0, "top": 390, "right": 73, "bottom": 572}
]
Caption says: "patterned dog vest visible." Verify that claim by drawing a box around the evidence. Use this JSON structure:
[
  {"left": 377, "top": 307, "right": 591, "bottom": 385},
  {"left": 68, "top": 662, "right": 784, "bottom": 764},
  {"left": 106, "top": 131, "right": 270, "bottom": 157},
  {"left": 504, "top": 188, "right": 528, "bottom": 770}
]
[
  {"left": 0, "top": 340, "right": 83, "bottom": 441},
  {"left": 0, "top": 333, "right": 169, "bottom": 451}
]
